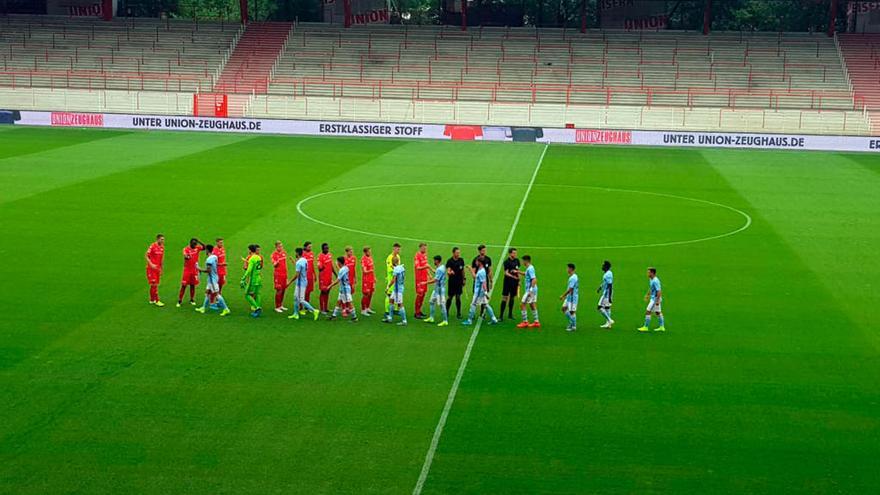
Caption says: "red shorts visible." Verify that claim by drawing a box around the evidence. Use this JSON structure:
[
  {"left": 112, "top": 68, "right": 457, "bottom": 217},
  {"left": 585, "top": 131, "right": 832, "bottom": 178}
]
[
  {"left": 362, "top": 281, "right": 375, "bottom": 294},
  {"left": 415, "top": 281, "right": 428, "bottom": 295},
  {"left": 319, "top": 277, "right": 333, "bottom": 291},
  {"left": 181, "top": 270, "right": 199, "bottom": 286},
  {"left": 274, "top": 274, "right": 288, "bottom": 290},
  {"left": 306, "top": 278, "right": 315, "bottom": 294},
  {"left": 146, "top": 268, "right": 161, "bottom": 285}
]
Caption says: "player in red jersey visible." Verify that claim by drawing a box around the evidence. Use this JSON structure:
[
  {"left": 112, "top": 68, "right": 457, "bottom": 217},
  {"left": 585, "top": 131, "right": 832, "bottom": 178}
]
[
  {"left": 344, "top": 245, "right": 358, "bottom": 296},
  {"left": 178, "top": 238, "right": 205, "bottom": 307},
  {"left": 413, "top": 242, "right": 430, "bottom": 319},
  {"left": 214, "top": 237, "right": 228, "bottom": 293},
  {"left": 317, "top": 242, "right": 336, "bottom": 314},
  {"left": 303, "top": 241, "right": 316, "bottom": 306},
  {"left": 145, "top": 234, "right": 166, "bottom": 306},
  {"left": 271, "top": 241, "right": 290, "bottom": 313},
  {"left": 360, "top": 246, "right": 376, "bottom": 315}
]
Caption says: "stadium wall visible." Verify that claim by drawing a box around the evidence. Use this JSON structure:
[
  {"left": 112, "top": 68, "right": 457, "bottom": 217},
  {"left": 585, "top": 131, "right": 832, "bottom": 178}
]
[
  {"left": 6, "top": 110, "right": 880, "bottom": 153},
  {"left": 0, "top": 88, "right": 870, "bottom": 136}
]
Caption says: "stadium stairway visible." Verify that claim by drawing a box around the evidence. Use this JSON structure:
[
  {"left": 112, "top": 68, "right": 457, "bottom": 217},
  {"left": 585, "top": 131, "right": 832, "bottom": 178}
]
[
  {"left": 839, "top": 34, "right": 880, "bottom": 133},
  {"left": 213, "top": 21, "right": 292, "bottom": 99}
]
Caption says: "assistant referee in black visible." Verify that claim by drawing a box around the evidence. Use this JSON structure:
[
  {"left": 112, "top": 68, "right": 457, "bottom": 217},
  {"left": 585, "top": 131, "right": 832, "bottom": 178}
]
[
  {"left": 445, "top": 247, "right": 466, "bottom": 319},
  {"left": 499, "top": 248, "right": 520, "bottom": 321}
]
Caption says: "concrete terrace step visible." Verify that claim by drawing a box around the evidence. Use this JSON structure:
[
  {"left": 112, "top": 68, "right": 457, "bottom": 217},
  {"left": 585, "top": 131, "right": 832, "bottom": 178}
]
[{"left": 213, "top": 22, "right": 292, "bottom": 94}]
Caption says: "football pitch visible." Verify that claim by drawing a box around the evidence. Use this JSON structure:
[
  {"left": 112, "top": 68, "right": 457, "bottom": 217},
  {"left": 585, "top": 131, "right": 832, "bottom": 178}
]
[{"left": 1, "top": 126, "right": 879, "bottom": 494}]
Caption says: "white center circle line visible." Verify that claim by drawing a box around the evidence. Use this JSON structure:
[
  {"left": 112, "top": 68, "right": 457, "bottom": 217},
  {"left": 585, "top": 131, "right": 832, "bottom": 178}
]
[{"left": 295, "top": 182, "right": 753, "bottom": 250}]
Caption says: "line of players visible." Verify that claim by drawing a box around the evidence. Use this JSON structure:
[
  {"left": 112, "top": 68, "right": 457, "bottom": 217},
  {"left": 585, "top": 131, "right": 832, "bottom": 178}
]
[{"left": 145, "top": 234, "right": 666, "bottom": 332}]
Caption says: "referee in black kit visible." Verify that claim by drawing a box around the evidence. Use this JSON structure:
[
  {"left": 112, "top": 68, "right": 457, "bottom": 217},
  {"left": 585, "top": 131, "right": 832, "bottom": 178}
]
[
  {"left": 445, "top": 247, "right": 466, "bottom": 319},
  {"left": 499, "top": 248, "right": 520, "bottom": 321},
  {"left": 471, "top": 245, "right": 492, "bottom": 288}
]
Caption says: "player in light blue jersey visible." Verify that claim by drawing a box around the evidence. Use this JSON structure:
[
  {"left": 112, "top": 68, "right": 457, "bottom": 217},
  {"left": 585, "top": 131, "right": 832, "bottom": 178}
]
[
  {"left": 463, "top": 257, "right": 498, "bottom": 326},
  {"left": 328, "top": 257, "right": 357, "bottom": 322},
  {"left": 421, "top": 255, "right": 449, "bottom": 326},
  {"left": 195, "top": 244, "right": 230, "bottom": 316},
  {"left": 597, "top": 260, "right": 614, "bottom": 329},
  {"left": 638, "top": 267, "right": 665, "bottom": 332},
  {"left": 559, "top": 263, "right": 579, "bottom": 331},
  {"left": 384, "top": 256, "right": 408, "bottom": 326},
  {"left": 288, "top": 247, "right": 320, "bottom": 321},
  {"left": 517, "top": 255, "right": 540, "bottom": 328}
]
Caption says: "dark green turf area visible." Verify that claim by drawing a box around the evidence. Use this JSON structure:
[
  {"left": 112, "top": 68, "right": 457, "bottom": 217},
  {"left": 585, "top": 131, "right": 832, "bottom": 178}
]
[{"left": 0, "top": 127, "right": 878, "bottom": 494}]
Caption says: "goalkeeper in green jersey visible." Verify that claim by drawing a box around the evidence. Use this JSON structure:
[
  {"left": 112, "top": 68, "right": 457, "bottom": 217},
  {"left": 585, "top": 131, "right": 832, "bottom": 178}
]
[{"left": 240, "top": 244, "right": 264, "bottom": 318}]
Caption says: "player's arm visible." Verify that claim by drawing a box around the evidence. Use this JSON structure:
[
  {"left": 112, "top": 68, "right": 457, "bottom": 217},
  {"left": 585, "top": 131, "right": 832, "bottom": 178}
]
[
  {"left": 195, "top": 238, "right": 205, "bottom": 248},
  {"left": 145, "top": 251, "right": 158, "bottom": 270},
  {"left": 240, "top": 260, "right": 254, "bottom": 288},
  {"left": 560, "top": 286, "right": 572, "bottom": 301},
  {"left": 655, "top": 289, "right": 662, "bottom": 301}
]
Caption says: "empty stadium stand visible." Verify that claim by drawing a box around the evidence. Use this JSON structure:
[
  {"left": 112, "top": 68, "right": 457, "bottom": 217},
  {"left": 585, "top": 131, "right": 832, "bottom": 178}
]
[
  {"left": 0, "top": 15, "right": 239, "bottom": 93},
  {"left": 268, "top": 24, "right": 856, "bottom": 111},
  {"left": 839, "top": 33, "right": 880, "bottom": 133},
  {"left": 0, "top": 15, "right": 872, "bottom": 136}
]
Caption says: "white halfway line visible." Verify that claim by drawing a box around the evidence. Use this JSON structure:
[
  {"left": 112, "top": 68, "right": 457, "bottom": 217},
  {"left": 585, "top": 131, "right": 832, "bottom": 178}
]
[{"left": 412, "top": 144, "right": 549, "bottom": 495}]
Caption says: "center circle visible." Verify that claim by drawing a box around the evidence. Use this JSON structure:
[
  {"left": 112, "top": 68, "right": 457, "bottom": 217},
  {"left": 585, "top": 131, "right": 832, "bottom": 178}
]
[{"left": 296, "top": 182, "right": 751, "bottom": 250}]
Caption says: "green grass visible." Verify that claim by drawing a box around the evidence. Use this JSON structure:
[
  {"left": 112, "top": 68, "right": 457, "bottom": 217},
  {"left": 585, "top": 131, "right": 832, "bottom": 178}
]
[{"left": 0, "top": 127, "right": 878, "bottom": 494}]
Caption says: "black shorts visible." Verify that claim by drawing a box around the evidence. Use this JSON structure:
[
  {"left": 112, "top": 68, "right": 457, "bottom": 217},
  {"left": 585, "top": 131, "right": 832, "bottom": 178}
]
[
  {"left": 448, "top": 283, "right": 463, "bottom": 296},
  {"left": 502, "top": 280, "right": 519, "bottom": 297}
]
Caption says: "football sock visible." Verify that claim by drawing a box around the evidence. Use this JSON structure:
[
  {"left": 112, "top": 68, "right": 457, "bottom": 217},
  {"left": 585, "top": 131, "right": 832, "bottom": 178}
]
[
  {"left": 275, "top": 290, "right": 284, "bottom": 309},
  {"left": 658, "top": 316, "right": 665, "bottom": 327},
  {"left": 215, "top": 295, "right": 228, "bottom": 310},
  {"left": 644, "top": 315, "right": 652, "bottom": 327},
  {"left": 398, "top": 308, "right": 407, "bottom": 322},
  {"left": 600, "top": 308, "right": 611, "bottom": 322},
  {"left": 521, "top": 309, "right": 528, "bottom": 322},
  {"left": 301, "top": 300, "right": 316, "bottom": 313},
  {"left": 150, "top": 286, "right": 158, "bottom": 302},
  {"left": 499, "top": 300, "right": 507, "bottom": 318},
  {"left": 178, "top": 285, "right": 186, "bottom": 302},
  {"left": 189, "top": 285, "right": 195, "bottom": 301},
  {"left": 485, "top": 304, "right": 497, "bottom": 321},
  {"left": 455, "top": 297, "right": 462, "bottom": 316},
  {"left": 441, "top": 304, "right": 448, "bottom": 322},
  {"left": 532, "top": 309, "right": 540, "bottom": 321},
  {"left": 245, "top": 293, "right": 258, "bottom": 310}
]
